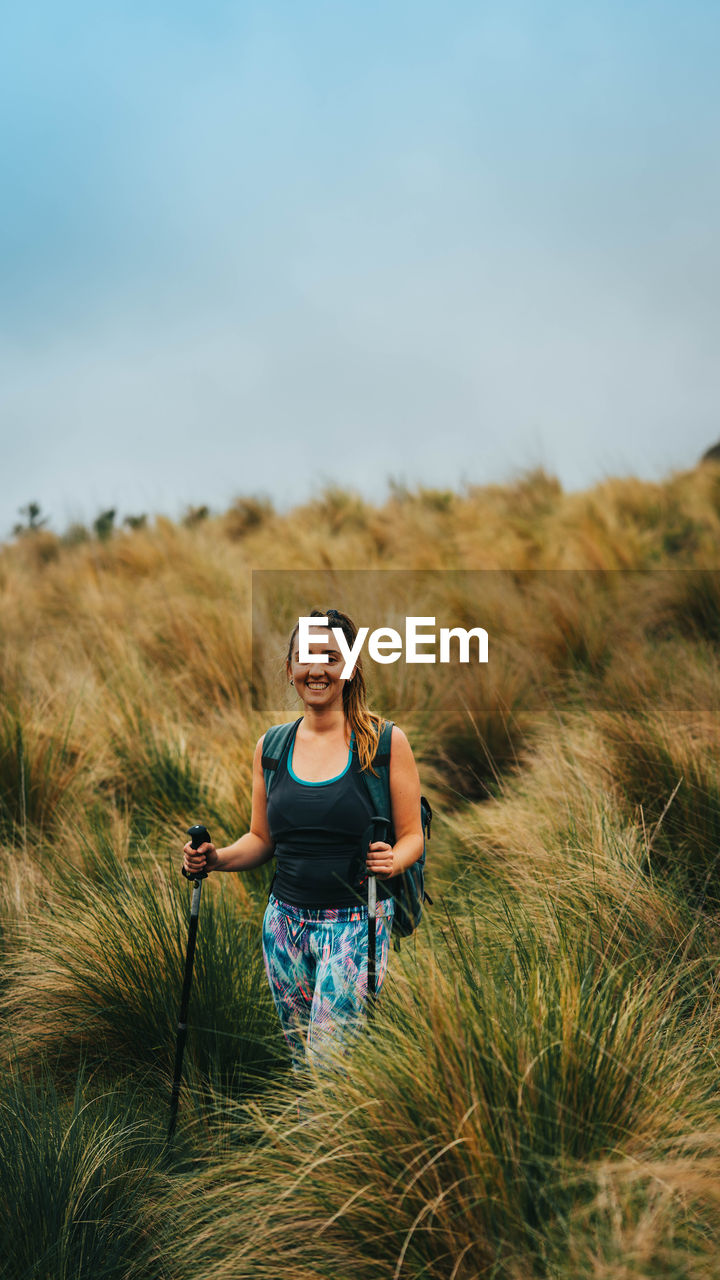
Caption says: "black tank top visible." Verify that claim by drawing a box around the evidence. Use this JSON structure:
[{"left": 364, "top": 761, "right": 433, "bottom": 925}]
[{"left": 267, "top": 724, "right": 391, "bottom": 908}]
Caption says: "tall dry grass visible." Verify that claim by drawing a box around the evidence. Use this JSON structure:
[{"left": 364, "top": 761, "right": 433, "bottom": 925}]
[
  {"left": 1, "top": 462, "right": 720, "bottom": 1276},
  {"left": 156, "top": 902, "right": 720, "bottom": 1280}
]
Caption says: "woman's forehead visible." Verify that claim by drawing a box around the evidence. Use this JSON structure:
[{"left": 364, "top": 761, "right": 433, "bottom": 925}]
[{"left": 293, "top": 632, "right": 334, "bottom": 652}]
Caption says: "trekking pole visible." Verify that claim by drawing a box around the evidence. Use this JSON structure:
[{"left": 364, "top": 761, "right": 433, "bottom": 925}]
[
  {"left": 168, "top": 823, "right": 211, "bottom": 1144},
  {"left": 365, "top": 816, "right": 392, "bottom": 1006}
]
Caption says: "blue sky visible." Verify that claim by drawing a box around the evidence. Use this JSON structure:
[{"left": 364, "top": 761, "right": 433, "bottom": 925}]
[{"left": 2, "top": 1, "right": 719, "bottom": 532}]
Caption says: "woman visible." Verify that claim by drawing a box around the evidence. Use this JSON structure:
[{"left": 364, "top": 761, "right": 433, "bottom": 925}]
[{"left": 182, "top": 608, "right": 424, "bottom": 1073}]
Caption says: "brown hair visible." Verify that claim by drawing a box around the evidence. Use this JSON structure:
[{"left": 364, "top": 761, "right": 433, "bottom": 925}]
[{"left": 286, "top": 608, "right": 383, "bottom": 774}]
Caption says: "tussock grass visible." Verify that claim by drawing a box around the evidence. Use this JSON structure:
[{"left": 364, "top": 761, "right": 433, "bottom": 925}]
[
  {"left": 538, "top": 1139, "right": 720, "bottom": 1279},
  {"left": 0, "top": 850, "right": 51, "bottom": 966},
  {"left": 106, "top": 702, "right": 221, "bottom": 833},
  {"left": 419, "top": 658, "right": 538, "bottom": 802},
  {"left": 2, "top": 465, "right": 720, "bottom": 1276},
  {"left": 105, "top": 704, "right": 255, "bottom": 844},
  {"left": 1, "top": 847, "right": 286, "bottom": 1097},
  {"left": 0, "top": 701, "right": 88, "bottom": 844},
  {"left": 0, "top": 1058, "right": 170, "bottom": 1280},
  {"left": 158, "top": 909, "right": 714, "bottom": 1280},
  {"left": 645, "top": 567, "right": 720, "bottom": 644},
  {"left": 600, "top": 710, "right": 720, "bottom": 906},
  {"left": 446, "top": 717, "right": 720, "bottom": 974}
]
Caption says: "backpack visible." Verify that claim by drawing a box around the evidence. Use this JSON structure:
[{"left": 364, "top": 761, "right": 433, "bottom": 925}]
[{"left": 261, "top": 717, "right": 432, "bottom": 945}]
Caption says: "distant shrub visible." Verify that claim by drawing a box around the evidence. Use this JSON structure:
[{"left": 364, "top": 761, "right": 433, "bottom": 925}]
[
  {"left": 93, "top": 508, "right": 117, "bottom": 541},
  {"left": 61, "top": 521, "right": 91, "bottom": 546},
  {"left": 224, "top": 496, "right": 273, "bottom": 540},
  {"left": 387, "top": 476, "right": 411, "bottom": 504},
  {"left": 182, "top": 504, "right": 210, "bottom": 527},
  {"left": 510, "top": 467, "right": 563, "bottom": 518},
  {"left": 13, "top": 501, "right": 48, "bottom": 535},
  {"left": 705, "top": 468, "right": 720, "bottom": 520},
  {"left": 387, "top": 481, "right": 458, "bottom": 513},
  {"left": 305, "top": 486, "right": 368, "bottom": 535},
  {"left": 661, "top": 513, "right": 701, "bottom": 557},
  {"left": 614, "top": 484, "right": 709, "bottom": 561},
  {"left": 123, "top": 513, "right": 148, "bottom": 531},
  {"left": 417, "top": 486, "right": 455, "bottom": 512}
]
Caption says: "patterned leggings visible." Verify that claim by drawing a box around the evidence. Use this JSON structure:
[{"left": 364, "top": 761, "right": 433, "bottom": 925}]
[{"left": 261, "top": 893, "right": 395, "bottom": 1072}]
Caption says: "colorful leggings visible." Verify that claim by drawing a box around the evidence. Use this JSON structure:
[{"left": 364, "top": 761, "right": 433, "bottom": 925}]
[{"left": 261, "top": 893, "right": 395, "bottom": 1072}]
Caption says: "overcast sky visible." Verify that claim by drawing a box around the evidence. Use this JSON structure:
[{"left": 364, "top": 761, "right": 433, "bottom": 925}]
[{"left": 2, "top": 1, "right": 719, "bottom": 534}]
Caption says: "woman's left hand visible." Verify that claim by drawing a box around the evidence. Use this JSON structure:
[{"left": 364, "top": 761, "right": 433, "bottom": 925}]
[{"left": 366, "top": 841, "right": 395, "bottom": 879}]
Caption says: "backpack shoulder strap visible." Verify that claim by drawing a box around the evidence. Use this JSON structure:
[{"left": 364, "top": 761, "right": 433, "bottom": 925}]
[
  {"left": 358, "top": 720, "right": 394, "bottom": 820},
  {"left": 261, "top": 718, "right": 302, "bottom": 794}
]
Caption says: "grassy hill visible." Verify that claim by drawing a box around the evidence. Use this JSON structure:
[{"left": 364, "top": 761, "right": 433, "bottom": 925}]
[{"left": 2, "top": 463, "right": 720, "bottom": 1278}]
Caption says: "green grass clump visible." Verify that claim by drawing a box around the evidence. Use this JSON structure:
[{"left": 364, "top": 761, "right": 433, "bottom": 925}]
[
  {"left": 112, "top": 722, "right": 214, "bottom": 831},
  {"left": 2, "top": 847, "right": 287, "bottom": 1099},
  {"left": 0, "top": 1060, "right": 170, "bottom": 1280}
]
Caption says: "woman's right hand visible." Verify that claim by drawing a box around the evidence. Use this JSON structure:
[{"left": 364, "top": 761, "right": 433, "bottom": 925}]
[{"left": 182, "top": 840, "right": 220, "bottom": 876}]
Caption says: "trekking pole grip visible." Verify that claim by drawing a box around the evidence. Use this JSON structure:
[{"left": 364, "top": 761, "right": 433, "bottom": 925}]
[
  {"left": 183, "top": 824, "right": 212, "bottom": 881},
  {"left": 372, "top": 816, "right": 391, "bottom": 844}
]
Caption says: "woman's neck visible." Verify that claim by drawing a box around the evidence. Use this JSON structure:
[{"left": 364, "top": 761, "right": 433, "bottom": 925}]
[{"left": 299, "top": 705, "right": 349, "bottom": 741}]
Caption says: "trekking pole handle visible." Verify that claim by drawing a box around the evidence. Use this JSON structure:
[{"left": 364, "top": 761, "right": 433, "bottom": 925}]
[
  {"left": 182, "top": 824, "right": 212, "bottom": 882},
  {"left": 362, "top": 815, "right": 392, "bottom": 869},
  {"left": 364, "top": 815, "right": 392, "bottom": 899},
  {"left": 371, "top": 815, "right": 392, "bottom": 844}
]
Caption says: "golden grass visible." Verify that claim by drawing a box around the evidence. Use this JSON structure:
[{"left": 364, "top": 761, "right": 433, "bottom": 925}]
[
  {"left": 155, "top": 903, "right": 719, "bottom": 1279},
  {"left": 1, "top": 462, "right": 720, "bottom": 1276}
]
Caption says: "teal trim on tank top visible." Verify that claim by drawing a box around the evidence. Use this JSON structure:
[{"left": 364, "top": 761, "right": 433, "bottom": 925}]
[{"left": 288, "top": 730, "right": 355, "bottom": 786}]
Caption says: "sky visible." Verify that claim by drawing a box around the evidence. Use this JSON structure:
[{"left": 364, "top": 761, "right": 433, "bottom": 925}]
[{"left": 2, "top": 0, "right": 720, "bottom": 534}]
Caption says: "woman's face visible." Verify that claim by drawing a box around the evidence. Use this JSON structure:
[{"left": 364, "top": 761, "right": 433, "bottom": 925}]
[{"left": 287, "top": 628, "right": 350, "bottom": 711}]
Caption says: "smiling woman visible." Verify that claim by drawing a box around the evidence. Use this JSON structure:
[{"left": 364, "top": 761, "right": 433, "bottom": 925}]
[{"left": 182, "top": 607, "right": 424, "bottom": 1074}]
